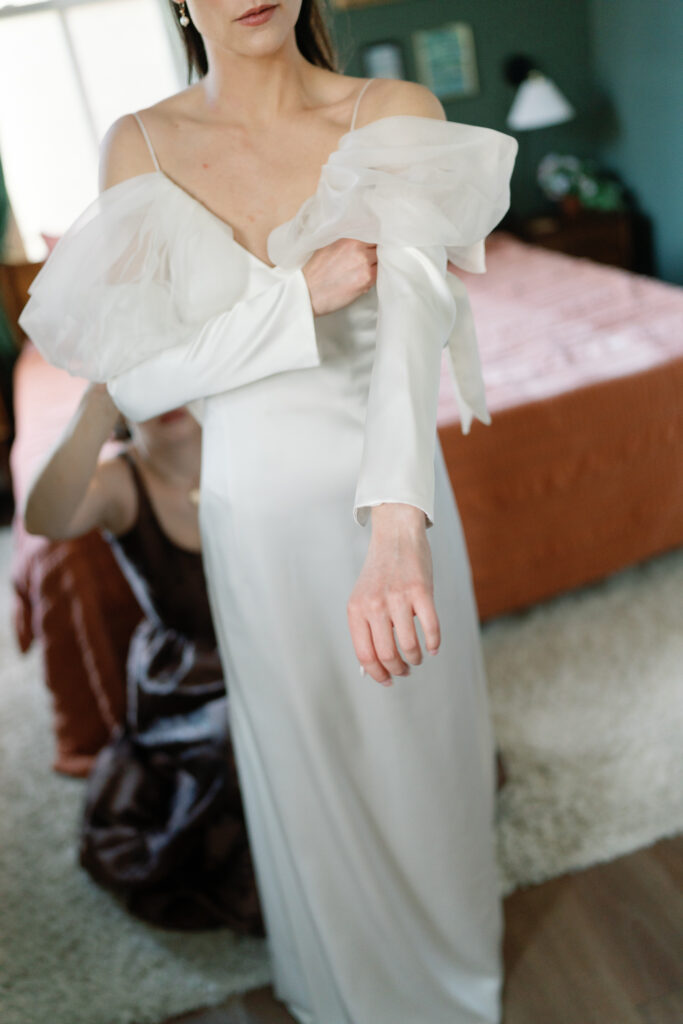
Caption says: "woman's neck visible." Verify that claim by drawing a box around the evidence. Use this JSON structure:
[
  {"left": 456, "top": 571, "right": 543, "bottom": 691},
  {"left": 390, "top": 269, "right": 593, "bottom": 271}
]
[{"left": 200, "top": 36, "right": 315, "bottom": 127}]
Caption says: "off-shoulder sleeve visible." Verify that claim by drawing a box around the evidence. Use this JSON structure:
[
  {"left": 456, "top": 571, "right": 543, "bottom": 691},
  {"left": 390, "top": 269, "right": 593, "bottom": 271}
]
[
  {"left": 105, "top": 266, "right": 317, "bottom": 421},
  {"left": 18, "top": 173, "right": 319, "bottom": 419},
  {"left": 268, "top": 115, "right": 518, "bottom": 525}
]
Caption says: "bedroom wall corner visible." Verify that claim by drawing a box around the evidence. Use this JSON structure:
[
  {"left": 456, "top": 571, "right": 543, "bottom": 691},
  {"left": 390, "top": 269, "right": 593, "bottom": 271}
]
[{"left": 588, "top": 0, "right": 683, "bottom": 285}]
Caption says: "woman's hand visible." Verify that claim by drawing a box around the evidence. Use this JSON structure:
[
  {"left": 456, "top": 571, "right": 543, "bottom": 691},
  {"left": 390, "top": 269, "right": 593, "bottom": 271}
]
[
  {"left": 347, "top": 504, "right": 441, "bottom": 686},
  {"left": 302, "top": 238, "right": 378, "bottom": 316},
  {"left": 304, "top": 244, "right": 464, "bottom": 318}
]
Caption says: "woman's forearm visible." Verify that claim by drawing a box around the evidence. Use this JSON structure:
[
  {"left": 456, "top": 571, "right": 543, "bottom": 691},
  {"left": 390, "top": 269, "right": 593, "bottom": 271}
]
[{"left": 23, "top": 383, "right": 120, "bottom": 537}]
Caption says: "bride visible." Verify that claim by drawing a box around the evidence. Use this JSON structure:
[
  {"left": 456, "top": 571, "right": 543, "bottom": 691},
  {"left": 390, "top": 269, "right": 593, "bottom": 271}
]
[{"left": 19, "top": 2, "right": 517, "bottom": 1021}]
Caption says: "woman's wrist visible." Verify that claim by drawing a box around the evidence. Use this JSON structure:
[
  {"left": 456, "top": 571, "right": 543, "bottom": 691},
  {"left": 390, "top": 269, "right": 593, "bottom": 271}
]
[{"left": 369, "top": 502, "right": 427, "bottom": 537}]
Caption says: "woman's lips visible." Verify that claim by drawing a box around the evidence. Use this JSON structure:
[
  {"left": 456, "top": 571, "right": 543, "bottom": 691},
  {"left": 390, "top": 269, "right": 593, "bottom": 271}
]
[{"left": 237, "top": 4, "right": 277, "bottom": 26}]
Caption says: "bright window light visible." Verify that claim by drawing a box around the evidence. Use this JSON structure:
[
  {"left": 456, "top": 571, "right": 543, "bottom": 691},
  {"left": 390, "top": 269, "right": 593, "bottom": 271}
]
[{"left": 0, "top": 0, "right": 183, "bottom": 261}]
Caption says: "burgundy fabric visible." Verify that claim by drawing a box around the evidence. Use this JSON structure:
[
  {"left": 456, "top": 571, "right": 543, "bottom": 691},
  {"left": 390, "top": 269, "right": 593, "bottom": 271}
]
[
  {"left": 109, "top": 453, "right": 215, "bottom": 645},
  {"left": 79, "top": 452, "right": 264, "bottom": 934},
  {"left": 81, "top": 729, "right": 265, "bottom": 932}
]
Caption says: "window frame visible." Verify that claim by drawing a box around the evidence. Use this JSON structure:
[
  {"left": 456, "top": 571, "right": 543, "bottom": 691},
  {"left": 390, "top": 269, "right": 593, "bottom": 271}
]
[{"left": 0, "top": 0, "right": 185, "bottom": 258}]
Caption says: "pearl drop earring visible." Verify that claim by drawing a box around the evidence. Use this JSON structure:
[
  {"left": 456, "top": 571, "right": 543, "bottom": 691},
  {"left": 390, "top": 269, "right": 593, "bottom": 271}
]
[{"left": 178, "top": 2, "right": 190, "bottom": 27}]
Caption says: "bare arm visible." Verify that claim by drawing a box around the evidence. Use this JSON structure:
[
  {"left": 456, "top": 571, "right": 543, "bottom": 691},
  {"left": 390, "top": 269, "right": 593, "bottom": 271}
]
[{"left": 22, "top": 384, "right": 135, "bottom": 539}]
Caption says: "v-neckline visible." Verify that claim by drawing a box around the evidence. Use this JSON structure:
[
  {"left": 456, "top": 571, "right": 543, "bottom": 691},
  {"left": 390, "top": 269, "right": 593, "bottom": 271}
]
[
  {"left": 115, "top": 114, "right": 421, "bottom": 271},
  {"left": 154, "top": 168, "right": 285, "bottom": 271},
  {"left": 151, "top": 121, "right": 365, "bottom": 270}
]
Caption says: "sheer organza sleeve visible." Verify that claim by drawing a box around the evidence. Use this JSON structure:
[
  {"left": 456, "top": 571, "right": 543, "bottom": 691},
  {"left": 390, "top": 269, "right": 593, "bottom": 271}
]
[
  {"left": 268, "top": 115, "right": 518, "bottom": 525},
  {"left": 18, "top": 172, "right": 319, "bottom": 420}
]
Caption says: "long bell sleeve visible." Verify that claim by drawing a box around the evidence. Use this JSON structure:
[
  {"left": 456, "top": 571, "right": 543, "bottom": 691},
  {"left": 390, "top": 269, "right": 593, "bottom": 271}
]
[
  {"left": 267, "top": 115, "right": 519, "bottom": 526},
  {"left": 17, "top": 172, "right": 320, "bottom": 421},
  {"left": 105, "top": 268, "right": 317, "bottom": 421},
  {"left": 352, "top": 243, "right": 453, "bottom": 526}
]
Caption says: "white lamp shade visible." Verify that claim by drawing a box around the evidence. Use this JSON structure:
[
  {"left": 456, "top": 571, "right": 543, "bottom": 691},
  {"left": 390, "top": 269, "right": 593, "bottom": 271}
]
[{"left": 507, "top": 71, "right": 575, "bottom": 131}]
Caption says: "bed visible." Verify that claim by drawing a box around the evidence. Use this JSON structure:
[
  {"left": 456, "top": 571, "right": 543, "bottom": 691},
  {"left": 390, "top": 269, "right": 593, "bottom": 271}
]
[
  {"left": 439, "top": 232, "right": 683, "bottom": 619},
  {"left": 8, "top": 231, "right": 683, "bottom": 775}
]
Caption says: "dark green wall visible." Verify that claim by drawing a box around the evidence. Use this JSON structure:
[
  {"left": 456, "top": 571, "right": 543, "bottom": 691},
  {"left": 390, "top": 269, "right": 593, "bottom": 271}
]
[
  {"left": 329, "top": 0, "right": 600, "bottom": 219},
  {"left": 329, "top": 0, "right": 683, "bottom": 284},
  {"left": 589, "top": 0, "right": 683, "bottom": 284}
]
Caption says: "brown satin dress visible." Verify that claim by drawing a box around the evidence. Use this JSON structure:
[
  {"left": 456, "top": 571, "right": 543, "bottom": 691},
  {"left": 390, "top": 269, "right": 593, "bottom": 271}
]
[{"left": 78, "top": 450, "right": 265, "bottom": 934}]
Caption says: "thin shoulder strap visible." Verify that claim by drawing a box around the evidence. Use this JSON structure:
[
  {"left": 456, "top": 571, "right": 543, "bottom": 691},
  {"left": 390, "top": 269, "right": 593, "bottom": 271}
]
[
  {"left": 350, "top": 78, "right": 376, "bottom": 132},
  {"left": 117, "top": 450, "right": 152, "bottom": 525},
  {"left": 131, "top": 111, "right": 161, "bottom": 173}
]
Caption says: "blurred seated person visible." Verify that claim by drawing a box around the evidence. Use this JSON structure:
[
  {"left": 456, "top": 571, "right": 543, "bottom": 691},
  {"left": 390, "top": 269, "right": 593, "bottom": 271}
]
[{"left": 23, "top": 384, "right": 264, "bottom": 934}]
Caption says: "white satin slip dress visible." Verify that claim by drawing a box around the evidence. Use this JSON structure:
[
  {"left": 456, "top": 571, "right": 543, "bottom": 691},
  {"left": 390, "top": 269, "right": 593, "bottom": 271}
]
[{"left": 18, "top": 80, "right": 518, "bottom": 1023}]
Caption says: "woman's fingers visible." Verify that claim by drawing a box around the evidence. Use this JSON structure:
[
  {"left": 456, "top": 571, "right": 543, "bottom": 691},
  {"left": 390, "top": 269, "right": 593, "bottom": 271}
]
[
  {"left": 388, "top": 596, "right": 423, "bottom": 666},
  {"left": 350, "top": 597, "right": 439, "bottom": 684},
  {"left": 303, "top": 239, "right": 379, "bottom": 315},
  {"left": 347, "top": 604, "right": 392, "bottom": 686},
  {"left": 350, "top": 597, "right": 430, "bottom": 682},
  {"left": 369, "top": 612, "right": 410, "bottom": 678},
  {"left": 412, "top": 588, "right": 441, "bottom": 655}
]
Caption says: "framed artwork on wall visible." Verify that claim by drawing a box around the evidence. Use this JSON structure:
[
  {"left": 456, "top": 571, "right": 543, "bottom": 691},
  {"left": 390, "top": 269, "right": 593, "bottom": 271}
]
[
  {"left": 361, "top": 41, "right": 406, "bottom": 81},
  {"left": 412, "top": 22, "right": 480, "bottom": 101}
]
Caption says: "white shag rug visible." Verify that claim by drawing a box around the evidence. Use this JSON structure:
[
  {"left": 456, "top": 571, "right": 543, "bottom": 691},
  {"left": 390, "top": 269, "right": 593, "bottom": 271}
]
[{"left": 1, "top": 526, "right": 682, "bottom": 1024}]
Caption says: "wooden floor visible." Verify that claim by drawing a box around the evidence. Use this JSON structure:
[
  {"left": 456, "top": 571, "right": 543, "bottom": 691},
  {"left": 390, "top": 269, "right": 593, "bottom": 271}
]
[{"left": 162, "top": 833, "right": 682, "bottom": 1024}]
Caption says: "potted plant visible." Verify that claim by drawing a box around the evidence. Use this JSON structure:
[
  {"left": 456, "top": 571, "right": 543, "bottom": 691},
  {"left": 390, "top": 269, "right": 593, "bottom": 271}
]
[{"left": 537, "top": 153, "right": 626, "bottom": 216}]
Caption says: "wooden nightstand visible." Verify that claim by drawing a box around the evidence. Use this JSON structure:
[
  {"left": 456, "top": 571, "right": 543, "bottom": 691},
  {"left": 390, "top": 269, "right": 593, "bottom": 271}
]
[{"left": 517, "top": 209, "right": 636, "bottom": 271}]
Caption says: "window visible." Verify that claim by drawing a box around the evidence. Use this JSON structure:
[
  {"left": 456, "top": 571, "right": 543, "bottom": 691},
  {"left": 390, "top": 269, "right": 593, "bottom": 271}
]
[{"left": 0, "top": 0, "right": 185, "bottom": 260}]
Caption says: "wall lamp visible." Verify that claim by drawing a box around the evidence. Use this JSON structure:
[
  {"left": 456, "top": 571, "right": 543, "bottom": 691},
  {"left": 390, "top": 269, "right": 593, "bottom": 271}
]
[{"left": 504, "top": 55, "right": 576, "bottom": 131}]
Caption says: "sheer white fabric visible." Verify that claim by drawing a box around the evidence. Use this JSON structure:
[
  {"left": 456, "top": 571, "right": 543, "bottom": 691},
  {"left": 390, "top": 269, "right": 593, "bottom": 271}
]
[
  {"left": 18, "top": 114, "right": 517, "bottom": 1024},
  {"left": 19, "top": 115, "right": 516, "bottom": 526},
  {"left": 269, "top": 114, "right": 517, "bottom": 437},
  {"left": 268, "top": 115, "right": 514, "bottom": 271},
  {"left": 17, "top": 172, "right": 318, "bottom": 386}
]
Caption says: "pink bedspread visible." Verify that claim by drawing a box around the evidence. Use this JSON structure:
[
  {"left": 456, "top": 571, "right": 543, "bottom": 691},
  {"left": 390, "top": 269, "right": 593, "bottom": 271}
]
[{"left": 447, "top": 232, "right": 683, "bottom": 411}]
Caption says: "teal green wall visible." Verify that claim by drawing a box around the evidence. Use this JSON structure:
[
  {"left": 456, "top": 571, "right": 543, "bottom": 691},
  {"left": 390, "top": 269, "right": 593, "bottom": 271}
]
[
  {"left": 329, "top": 0, "right": 600, "bottom": 220},
  {"left": 329, "top": 0, "right": 682, "bottom": 284},
  {"left": 589, "top": 0, "right": 683, "bottom": 284}
]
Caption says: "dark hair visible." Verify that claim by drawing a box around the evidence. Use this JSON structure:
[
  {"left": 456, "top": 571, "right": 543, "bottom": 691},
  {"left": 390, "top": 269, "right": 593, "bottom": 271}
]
[{"left": 168, "top": 1, "right": 337, "bottom": 83}]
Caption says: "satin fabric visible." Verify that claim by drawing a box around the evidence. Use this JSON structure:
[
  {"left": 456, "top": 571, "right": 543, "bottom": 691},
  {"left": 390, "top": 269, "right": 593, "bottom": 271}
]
[{"left": 19, "top": 114, "right": 516, "bottom": 1023}]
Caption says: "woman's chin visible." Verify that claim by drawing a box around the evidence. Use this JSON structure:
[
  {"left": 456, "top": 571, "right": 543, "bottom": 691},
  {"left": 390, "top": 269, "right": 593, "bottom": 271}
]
[
  {"left": 135, "top": 408, "right": 200, "bottom": 445},
  {"left": 158, "top": 408, "right": 188, "bottom": 426}
]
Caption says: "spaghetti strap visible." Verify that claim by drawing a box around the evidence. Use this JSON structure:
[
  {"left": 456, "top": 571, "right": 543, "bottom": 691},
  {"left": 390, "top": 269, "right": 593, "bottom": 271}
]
[
  {"left": 349, "top": 78, "right": 376, "bottom": 132},
  {"left": 131, "top": 111, "right": 161, "bottom": 173},
  {"left": 116, "top": 450, "right": 154, "bottom": 533}
]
